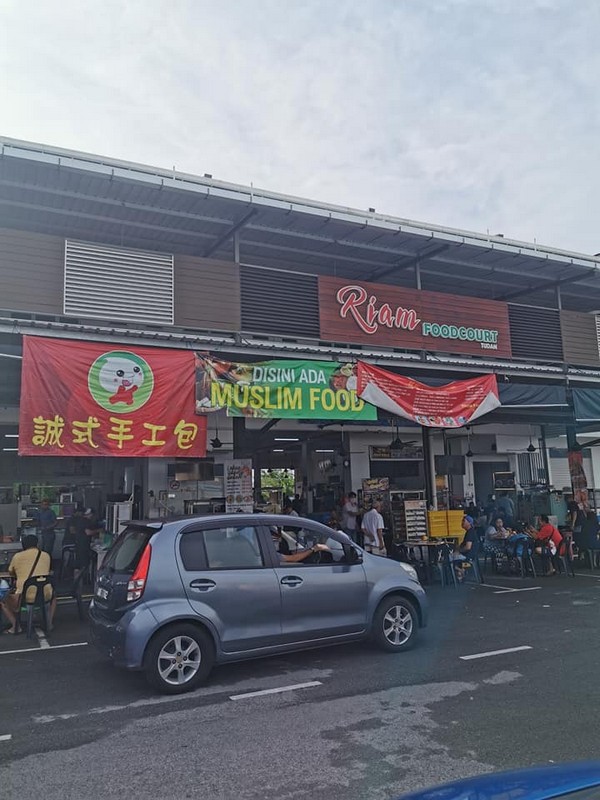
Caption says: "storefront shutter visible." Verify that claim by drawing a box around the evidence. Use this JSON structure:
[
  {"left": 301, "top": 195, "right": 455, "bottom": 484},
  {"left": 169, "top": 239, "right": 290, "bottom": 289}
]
[
  {"left": 64, "top": 239, "right": 174, "bottom": 325},
  {"left": 240, "top": 265, "right": 320, "bottom": 337},
  {"left": 508, "top": 304, "right": 564, "bottom": 361}
]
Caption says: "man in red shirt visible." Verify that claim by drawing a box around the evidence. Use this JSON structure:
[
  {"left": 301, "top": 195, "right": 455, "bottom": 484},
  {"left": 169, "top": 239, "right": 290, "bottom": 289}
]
[{"left": 534, "top": 515, "right": 562, "bottom": 575}]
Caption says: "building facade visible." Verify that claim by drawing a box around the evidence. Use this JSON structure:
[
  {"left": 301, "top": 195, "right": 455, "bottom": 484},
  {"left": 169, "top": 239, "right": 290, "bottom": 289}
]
[{"left": 2, "top": 136, "right": 600, "bottom": 535}]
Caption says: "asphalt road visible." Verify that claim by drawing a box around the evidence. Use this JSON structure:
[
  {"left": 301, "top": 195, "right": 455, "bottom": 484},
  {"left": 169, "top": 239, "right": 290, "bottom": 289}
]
[{"left": 1, "top": 572, "right": 600, "bottom": 799}]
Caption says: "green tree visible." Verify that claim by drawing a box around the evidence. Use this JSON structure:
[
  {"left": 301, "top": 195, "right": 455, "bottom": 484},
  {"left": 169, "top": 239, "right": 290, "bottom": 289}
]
[{"left": 261, "top": 468, "right": 295, "bottom": 500}]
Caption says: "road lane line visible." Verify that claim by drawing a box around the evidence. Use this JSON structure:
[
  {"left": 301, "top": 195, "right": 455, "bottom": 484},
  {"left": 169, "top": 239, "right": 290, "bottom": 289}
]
[
  {"left": 35, "top": 627, "right": 51, "bottom": 649},
  {"left": 0, "top": 735, "right": 12, "bottom": 742},
  {"left": 460, "top": 646, "right": 532, "bottom": 661},
  {"left": 230, "top": 681, "right": 322, "bottom": 700},
  {"left": 0, "top": 642, "right": 88, "bottom": 656},
  {"left": 478, "top": 583, "right": 542, "bottom": 593}
]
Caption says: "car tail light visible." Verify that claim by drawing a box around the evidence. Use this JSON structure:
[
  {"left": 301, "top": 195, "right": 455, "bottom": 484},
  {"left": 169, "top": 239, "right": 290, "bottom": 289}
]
[{"left": 127, "top": 543, "right": 151, "bottom": 602}]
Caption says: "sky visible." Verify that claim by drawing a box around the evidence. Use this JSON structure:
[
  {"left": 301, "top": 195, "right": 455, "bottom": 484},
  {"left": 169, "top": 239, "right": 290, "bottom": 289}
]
[{"left": 0, "top": 0, "right": 599, "bottom": 255}]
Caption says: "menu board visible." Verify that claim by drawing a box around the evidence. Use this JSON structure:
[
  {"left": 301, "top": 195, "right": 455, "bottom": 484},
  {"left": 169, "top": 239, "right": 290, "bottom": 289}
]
[{"left": 225, "top": 459, "right": 253, "bottom": 513}]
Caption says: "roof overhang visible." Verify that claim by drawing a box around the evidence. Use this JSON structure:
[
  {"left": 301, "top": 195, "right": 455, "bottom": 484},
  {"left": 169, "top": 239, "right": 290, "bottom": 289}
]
[{"left": 1, "top": 136, "right": 600, "bottom": 311}]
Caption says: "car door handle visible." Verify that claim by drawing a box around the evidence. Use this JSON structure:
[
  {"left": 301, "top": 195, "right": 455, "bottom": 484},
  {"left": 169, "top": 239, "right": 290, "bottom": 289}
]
[
  {"left": 189, "top": 579, "right": 217, "bottom": 591},
  {"left": 280, "top": 576, "right": 303, "bottom": 587}
]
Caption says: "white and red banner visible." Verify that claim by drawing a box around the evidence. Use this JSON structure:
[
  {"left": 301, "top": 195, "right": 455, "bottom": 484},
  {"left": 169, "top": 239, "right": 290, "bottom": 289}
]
[{"left": 357, "top": 363, "right": 500, "bottom": 428}]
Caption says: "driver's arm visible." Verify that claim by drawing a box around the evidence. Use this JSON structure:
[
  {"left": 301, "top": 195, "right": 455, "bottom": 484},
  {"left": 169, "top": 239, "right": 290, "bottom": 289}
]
[{"left": 280, "top": 544, "right": 328, "bottom": 563}]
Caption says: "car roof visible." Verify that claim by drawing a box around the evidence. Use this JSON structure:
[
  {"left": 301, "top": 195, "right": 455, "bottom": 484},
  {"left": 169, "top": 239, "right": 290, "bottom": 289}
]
[
  {"left": 396, "top": 762, "right": 600, "bottom": 800},
  {"left": 126, "top": 514, "right": 331, "bottom": 534}
]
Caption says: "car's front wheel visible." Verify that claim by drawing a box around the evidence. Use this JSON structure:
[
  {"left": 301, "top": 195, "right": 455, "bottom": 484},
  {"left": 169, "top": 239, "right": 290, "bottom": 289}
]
[
  {"left": 145, "top": 624, "right": 214, "bottom": 694},
  {"left": 372, "top": 595, "right": 418, "bottom": 652}
]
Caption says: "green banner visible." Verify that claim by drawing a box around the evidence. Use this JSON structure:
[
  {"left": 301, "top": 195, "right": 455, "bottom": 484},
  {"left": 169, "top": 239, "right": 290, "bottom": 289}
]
[{"left": 195, "top": 356, "right": 377, "bottom": 419}]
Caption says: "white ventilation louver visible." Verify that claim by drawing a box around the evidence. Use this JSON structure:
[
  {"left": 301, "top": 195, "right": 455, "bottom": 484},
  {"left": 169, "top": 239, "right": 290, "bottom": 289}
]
[{"left": 64, "top": 240, "right": 174, "bottom": 325}]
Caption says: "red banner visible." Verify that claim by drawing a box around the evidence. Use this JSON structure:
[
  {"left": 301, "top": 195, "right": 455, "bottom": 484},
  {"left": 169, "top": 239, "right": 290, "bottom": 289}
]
[
  {"left": 19, "top": 337, "right": 206, "bottom": 457},
  {"left": 357, "top": 363, "right": 500, "bottom": 427}
]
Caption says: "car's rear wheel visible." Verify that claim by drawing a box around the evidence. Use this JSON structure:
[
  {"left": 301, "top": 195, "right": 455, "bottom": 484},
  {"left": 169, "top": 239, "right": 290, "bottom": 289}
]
[
  {"left": 372, "top": 595, "right": 418, "bottom": 652},
  {"left": 145, "top": 624, "right": 214, "bottom": 694}
]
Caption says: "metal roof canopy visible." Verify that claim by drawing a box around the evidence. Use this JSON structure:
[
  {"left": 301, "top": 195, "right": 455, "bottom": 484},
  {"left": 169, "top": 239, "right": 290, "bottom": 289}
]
[{"left": 1, "top": 136, "right": 600, "bottom": 312}]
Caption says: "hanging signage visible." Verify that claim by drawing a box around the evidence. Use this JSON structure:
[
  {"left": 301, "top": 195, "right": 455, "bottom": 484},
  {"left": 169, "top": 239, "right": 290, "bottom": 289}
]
[
  {"left": 196, "top": 355, "right": 377, "bottom": 420},
  {"left": 357, "top": 362, "right": 500, "bottom": 427},
  {"left": 319, "top": 277, "right": 512, "bottom": 358},
  {"left": 362, "top": 477, "right": 390, "bottom": 493},
  {"left": 568, "top": 450, "right": 589, "bottom": 510},
  {"left": 19, "top": 337, "right": 206, "bottom": 457},
  {"left": 225, "top": 459, "right": 253, "bottom": 513},
  {"left": 370, "top": 444, "right": 424, "bottom": 460}
]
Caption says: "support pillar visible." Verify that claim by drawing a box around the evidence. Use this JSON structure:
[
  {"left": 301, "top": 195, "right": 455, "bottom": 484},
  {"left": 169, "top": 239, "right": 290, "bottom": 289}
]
[{"left": 422, "top": 426, "right": 435, "bottom": 509}]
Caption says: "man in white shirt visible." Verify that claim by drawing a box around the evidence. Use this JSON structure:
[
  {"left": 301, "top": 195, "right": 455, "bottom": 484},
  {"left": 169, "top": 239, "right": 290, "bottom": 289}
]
[
  {"left": 341, "top": 492, "right": 359, "bottom": 542},
  {"left": 361, "top": 501, "right": 386, "bottom": 555},
  {"left": 282, "top": 502, "right": 299, "bottom": 517}
]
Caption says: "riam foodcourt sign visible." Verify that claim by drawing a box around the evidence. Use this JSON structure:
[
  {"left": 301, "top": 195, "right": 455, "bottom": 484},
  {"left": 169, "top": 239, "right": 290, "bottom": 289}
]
[{"left": 318, "top": 277, "right": 512, "bottom": 358}]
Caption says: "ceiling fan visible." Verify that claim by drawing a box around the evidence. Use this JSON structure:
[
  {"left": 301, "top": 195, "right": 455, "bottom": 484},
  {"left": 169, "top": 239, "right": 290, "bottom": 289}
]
[{"left": 389, "top": 420, "right": 417, "bottom": 449}]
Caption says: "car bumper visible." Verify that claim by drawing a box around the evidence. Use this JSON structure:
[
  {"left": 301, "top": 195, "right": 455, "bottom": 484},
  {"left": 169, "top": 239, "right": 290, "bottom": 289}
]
[{"left": 89, "top": 600, "right": 155, "bottom": 670}]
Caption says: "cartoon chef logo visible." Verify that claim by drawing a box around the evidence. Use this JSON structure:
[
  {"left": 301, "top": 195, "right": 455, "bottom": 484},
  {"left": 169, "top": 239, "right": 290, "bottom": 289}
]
[{"left": 88, "top": 350, "right": 154, "bottom": 413}]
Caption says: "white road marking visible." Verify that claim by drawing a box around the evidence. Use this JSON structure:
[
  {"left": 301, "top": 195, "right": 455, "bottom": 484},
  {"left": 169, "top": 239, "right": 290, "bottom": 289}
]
[
  {"left": 493, "top": 587, "right": 542, "bottom": 594},
  {"left": 0, "top": 735, "right": 12, "bottom": 742},
  {"left": 460, "top": 646, "right": 532, "bottom": 661},
  {"left": 35, "top": 627, "right": 51, "bottom": 649},
  {"left": 476, "top": 583, "right": 542, "bottom": 592},
  {"left": 0, "top": 642, "right": 88, "bottom": 656},
  {"left": 230, "top": 681, "right": 322, "bottom": 700}
]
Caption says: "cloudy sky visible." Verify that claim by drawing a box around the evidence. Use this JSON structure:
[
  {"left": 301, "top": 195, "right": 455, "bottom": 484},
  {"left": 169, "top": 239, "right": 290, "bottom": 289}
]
[{"left": 1, "top": 0, "right": 598, "bottom": 254}]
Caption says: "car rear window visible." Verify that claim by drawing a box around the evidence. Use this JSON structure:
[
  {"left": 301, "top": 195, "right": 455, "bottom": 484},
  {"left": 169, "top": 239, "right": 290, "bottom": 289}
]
[{"left": 102, "top": 526, "right": 153, "bottom": 573}]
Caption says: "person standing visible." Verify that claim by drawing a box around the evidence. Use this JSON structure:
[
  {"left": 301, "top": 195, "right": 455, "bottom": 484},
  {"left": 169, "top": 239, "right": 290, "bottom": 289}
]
[
  {"left": 282, "top": 502, "right": 299, "bottom": 518},
  {"left": 34, "top": 499, "right": 57, "bottom": 557},
  {"left": 291, "top": 494, "right": 303, "bottom": 515},
  {"left": 74, "top": 508, "right": 98, "bottom": 583},
  {"left": 496, "top": 494, "right": 515, "bottom": 527},
  {"left": 341, "top": 492, "right": 359, "bottom": 542},
  {"left": 361, "top": 501, "right": 386, "bottom": 555}
]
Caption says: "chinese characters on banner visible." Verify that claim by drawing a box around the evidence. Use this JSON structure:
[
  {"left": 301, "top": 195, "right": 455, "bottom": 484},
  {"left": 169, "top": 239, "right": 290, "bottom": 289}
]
[
  {"left": 19, "top": 337, "right": 206, "bottom": 457},
  {"left": 224, "top": 459, "right": 253, "bottom": 513},
  {"left": 357, "top": 362, "right": 500, "bottom": 427}
]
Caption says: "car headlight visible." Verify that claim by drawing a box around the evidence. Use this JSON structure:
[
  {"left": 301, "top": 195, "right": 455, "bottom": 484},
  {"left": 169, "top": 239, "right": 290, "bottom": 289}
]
[{"left": 399, "top": 562, "right": 420, "bottom": 582}]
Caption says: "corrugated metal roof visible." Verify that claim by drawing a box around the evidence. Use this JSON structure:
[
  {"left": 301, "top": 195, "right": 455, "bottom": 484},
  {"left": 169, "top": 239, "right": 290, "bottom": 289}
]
[{"left": 1, "top": 135, "right": 600, "bottom": 311}]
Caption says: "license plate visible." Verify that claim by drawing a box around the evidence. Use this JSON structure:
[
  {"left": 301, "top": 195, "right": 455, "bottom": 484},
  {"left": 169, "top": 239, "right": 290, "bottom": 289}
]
[{"left": 96, "top": 587, "right": 109, "bottom": 600}]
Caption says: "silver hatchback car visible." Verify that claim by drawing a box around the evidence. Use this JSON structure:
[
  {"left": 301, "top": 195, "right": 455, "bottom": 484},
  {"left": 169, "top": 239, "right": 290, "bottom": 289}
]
[{"left": 89, "top": 514, "right": 428, "bottom": 694}]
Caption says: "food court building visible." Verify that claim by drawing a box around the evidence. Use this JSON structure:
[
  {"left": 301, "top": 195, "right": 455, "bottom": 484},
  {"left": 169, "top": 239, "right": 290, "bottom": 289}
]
[{"left": 1, "top": 135, "right": 600, "bottom": 537}]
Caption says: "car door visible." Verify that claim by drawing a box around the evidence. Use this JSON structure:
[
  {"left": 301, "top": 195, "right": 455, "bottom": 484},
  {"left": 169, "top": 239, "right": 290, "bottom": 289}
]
[
  {"left": 272, "top": 522, "right": 368, "bottom": 643},
  {"left": 177, "top": 522, "right": 282, "bottom": 653}
]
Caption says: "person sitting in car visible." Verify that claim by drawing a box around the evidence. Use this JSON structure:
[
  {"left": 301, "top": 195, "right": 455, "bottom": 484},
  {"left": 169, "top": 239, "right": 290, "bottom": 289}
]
[{"left": 270, "top": 527, "right": 329, "bottom": 563}]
